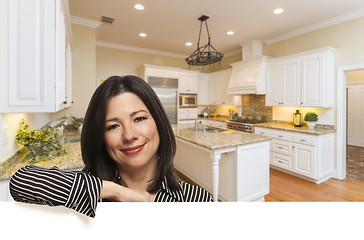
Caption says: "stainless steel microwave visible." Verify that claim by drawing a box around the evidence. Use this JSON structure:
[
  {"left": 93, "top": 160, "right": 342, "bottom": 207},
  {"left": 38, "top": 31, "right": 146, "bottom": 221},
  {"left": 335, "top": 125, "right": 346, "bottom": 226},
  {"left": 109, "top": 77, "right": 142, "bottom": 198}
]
[{"left": 179, "top": 93, "right": 197, "bottom": 108}]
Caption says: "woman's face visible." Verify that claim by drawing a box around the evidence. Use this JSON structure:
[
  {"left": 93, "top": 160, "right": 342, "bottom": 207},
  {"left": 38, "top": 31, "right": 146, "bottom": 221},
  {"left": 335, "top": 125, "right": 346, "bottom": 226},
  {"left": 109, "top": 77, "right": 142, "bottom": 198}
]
[{"left": 104, "top": 92, "right": 160, "bottom": 174}]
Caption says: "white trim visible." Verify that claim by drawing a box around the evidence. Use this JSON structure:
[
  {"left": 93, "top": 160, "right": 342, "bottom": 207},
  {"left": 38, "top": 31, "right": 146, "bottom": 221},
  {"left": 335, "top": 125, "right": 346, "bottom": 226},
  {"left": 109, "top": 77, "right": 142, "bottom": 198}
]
[
  {"left": 346, "top": 81, "right": 364, "bottom": 86},
  {"left": 70, "top": 16, "right": 101, "bottom": 28},
  {"left": 336, "top": 64, "right": 364, "bottom": 180},
  {"left": 264, "top": 8, "right": 364, "bottom": 45},
  {"left": 96, "top": 41, "right": 187, "bottom": 59}
]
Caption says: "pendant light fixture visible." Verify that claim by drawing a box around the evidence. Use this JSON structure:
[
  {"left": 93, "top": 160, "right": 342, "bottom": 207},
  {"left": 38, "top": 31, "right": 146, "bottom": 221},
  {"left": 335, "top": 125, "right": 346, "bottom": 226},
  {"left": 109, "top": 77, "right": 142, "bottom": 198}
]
[{"left": 185, "top": 15, "right": 223, "bottom": 67}]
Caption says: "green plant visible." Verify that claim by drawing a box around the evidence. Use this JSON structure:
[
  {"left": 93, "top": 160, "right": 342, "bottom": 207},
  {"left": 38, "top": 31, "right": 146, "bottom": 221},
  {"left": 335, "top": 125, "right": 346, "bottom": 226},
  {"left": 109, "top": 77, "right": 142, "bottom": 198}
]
[
  {"left": 72, "top": 116, "right": 84, "bottom": 129},
  {"left": 16, "top": 119, "right": 68, "bottom": 162},
  {"left": 304, "top": 112, "right": 318, "bottom": 122},
  {"left": 233, "top": 112, "right": 239, "bottom": 117}
]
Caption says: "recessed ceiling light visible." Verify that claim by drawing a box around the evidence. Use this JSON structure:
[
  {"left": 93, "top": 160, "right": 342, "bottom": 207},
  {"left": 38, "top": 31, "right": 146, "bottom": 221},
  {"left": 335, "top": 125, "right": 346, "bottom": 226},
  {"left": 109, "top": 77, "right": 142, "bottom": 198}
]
[
  {"left": 185, "top": 42, "right": 192, "bottom": 46},
  {"left": 227, "top": 31, "right": 234, "bottom": 35},
  {"left": 134, "top": 4, "right": 144, "bottom": 10},
  {"left": 273, "top": 8, "right": 284, "bottom": 14},
  {"left": 139, "top": 33, "right": 147, "bottom": 37}
]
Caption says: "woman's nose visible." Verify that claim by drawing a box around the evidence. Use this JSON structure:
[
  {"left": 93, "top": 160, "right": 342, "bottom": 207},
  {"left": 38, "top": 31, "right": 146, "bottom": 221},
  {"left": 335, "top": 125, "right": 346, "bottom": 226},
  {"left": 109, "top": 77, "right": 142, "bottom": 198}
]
[{"left": 122, "top": 123, "right": 138, "bottom": 142}]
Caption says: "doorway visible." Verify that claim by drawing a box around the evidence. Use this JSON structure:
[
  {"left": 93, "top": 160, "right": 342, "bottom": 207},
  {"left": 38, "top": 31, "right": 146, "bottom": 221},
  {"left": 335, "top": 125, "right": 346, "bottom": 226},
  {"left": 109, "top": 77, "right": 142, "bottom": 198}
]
[
  {"left": 346, "top": 70, "right": 364, "bottom": 183},
  {"left": 337, "top": 64, "right": 364, "bottom": 181}
]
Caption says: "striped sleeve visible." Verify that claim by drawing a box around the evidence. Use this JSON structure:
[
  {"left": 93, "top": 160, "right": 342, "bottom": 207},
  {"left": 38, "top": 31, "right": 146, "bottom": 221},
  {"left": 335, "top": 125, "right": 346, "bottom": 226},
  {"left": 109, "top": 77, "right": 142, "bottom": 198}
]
[
  {"left": 9, "top": 165, "right": 102, "bottom": 218},
  {"left": 180, "top": 181, "right": 214, "bottom": 202}
]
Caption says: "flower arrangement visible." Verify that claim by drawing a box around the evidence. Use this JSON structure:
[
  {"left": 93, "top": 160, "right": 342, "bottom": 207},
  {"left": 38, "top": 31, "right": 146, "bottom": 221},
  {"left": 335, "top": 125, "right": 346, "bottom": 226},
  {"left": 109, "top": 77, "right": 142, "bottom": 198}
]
[{"left": 16, "top": 119, "right": 68, "bottom": 162}]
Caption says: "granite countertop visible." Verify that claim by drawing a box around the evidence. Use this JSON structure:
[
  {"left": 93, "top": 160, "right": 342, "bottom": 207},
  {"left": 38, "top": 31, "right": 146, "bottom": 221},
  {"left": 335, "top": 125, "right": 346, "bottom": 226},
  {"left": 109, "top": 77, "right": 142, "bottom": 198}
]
[
  {"left": 0, "top": 140, "right": 84, "bottom": 182},
  {"left": 255, "top": 121, "right": 336, "bottom": 135},
  {"left": 197, "top": 115, "right": 230, "bottom": 122},
  {"left": 173, "top": 124, "right": 271, "bottom": 150}
]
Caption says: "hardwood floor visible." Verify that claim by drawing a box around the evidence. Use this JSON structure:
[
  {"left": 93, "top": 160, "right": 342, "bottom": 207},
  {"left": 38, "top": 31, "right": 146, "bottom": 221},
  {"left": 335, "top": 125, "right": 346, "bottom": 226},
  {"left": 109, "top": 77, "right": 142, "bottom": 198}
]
[
  {"left": 266, "top": 168, "right": 364, "bottom": 201},
  {"left": 176, "top": 168, "right": 364, "bottom": 202}
]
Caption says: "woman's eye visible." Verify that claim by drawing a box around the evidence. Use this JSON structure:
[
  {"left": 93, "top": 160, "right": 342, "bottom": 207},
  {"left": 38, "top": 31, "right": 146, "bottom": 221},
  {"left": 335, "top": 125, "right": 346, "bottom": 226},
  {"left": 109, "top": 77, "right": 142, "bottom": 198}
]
[
  {"left": 135, "top": 117, "right": 146, "bottom": 123},
  {"left": 107, "top": 124, "right": 118, "bottom": 131}
]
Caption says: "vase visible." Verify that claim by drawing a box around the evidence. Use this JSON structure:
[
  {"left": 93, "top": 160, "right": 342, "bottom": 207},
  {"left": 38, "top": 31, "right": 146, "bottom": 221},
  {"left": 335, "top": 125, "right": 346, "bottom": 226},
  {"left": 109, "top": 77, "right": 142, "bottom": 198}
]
[{"left": 306, "top": 121, "right": 316, "bottom": 129}]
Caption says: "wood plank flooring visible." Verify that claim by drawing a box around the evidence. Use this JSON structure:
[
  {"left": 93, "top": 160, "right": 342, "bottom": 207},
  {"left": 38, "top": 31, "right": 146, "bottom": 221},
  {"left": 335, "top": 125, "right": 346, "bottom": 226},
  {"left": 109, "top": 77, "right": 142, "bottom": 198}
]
[{"left": 176, "top": 168, "right": 364, "bottom": 202}]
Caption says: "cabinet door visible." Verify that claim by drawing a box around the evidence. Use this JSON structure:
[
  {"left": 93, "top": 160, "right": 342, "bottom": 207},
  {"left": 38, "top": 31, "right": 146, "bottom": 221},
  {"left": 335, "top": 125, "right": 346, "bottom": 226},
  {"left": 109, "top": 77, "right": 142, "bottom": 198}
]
[
  {"left": 282, "top": 58, "right": 301, "bottom": 106},
  {"left": 301, "top": 53, "right": 324, "bottom": 106},
  {"left": 179, "top": 71, "right": 198, "bottom": 93},
  {"left": 197, "top": 73, "right": 209, "bottom": 105},
  {"left": 293, "top": 143, "right": 315, "bottom": 178},
  {"left": 266, "top": 62, "right": 281, "bottom": 106},
  {"left": 208, "top": 73, "right": 218, "bottom": 105}
]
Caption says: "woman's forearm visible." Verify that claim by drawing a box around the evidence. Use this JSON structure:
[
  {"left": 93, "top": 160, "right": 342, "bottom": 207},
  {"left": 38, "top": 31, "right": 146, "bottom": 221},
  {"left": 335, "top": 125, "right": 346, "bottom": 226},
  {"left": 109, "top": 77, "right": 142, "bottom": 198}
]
[{"left": 100, "top": 180, "right": 148, "bottom": 202}]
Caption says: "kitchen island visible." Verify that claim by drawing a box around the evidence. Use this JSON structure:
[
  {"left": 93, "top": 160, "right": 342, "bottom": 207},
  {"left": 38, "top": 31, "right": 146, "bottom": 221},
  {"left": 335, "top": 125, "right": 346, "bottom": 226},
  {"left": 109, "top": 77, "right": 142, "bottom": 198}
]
[{"left": 173, "top": 124, "right": 271, "bottom": 202}]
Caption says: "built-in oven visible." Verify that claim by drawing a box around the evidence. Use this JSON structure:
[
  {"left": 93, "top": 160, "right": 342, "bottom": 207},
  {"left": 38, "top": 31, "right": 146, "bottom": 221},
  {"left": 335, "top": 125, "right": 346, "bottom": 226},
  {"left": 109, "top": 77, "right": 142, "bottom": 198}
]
[{"left": 179, "top": 93, "right": 197, "bottom": 108}]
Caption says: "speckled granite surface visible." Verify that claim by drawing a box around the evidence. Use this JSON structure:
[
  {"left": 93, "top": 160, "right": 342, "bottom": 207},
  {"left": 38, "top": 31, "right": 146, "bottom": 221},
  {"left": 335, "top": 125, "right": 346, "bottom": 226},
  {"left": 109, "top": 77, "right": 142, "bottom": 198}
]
[
  {"left": 173, "top": 124, "right": 271, "bottom": 150},
  {"left": 255, "top": 121, "right": 336, "bottom": 135},
  {"left": 0, "top": 142, "right": 84, "bottom": 181}
]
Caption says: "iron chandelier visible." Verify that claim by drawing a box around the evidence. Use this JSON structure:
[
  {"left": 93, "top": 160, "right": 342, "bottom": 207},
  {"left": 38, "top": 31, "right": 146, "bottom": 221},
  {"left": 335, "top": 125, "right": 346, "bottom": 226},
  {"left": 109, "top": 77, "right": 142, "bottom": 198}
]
[{"left": 185, "top": 15, "right": 223, "bottom": 66}]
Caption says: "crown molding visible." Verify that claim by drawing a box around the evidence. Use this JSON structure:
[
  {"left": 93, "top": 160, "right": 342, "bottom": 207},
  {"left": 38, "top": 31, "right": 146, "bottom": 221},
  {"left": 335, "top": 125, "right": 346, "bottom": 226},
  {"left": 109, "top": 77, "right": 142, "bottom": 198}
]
[
  {"left": 71, "top": 16, "right": 102, "bottom": 28},
  {"left": 96, "top": 41, "right": 187, "bottom": 58},
  {"left": 264, "top": 8, "right": 364, "bottom": 45}
]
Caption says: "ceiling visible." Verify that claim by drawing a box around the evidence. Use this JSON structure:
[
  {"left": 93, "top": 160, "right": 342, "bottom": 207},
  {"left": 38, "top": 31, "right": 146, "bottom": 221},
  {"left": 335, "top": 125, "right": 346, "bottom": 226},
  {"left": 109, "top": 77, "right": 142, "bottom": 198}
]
[{"left": 68, "top": 0, "right": 364, "bottom": 58}]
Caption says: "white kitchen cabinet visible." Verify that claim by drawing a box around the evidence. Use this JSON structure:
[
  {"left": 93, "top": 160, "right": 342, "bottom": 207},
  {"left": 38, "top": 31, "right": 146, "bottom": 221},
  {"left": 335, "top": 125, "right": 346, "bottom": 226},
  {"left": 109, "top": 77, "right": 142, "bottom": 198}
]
[
  {"left": 208, "top": 69, "right": 241, "bottom": 106},
  {"left": 0, "top": 0, "right": 72, "bottom": 113},
  {"left": 143, "top": 65, "right": 180, "bottom": 81},
  {"left": 178, "top": 71, "right": 198, "bottom": 93},
  {"left": 197, "top": 73, "right": 209, "bottom": 105},
  {"left": 266, "top": 47, "right": 336, "bottom": 107},
  {"left": 255, "top": 127, "right": 334, "bottom": 183},
  {"left": 178, "top": 108, "right": 198, "bottom": 121}
]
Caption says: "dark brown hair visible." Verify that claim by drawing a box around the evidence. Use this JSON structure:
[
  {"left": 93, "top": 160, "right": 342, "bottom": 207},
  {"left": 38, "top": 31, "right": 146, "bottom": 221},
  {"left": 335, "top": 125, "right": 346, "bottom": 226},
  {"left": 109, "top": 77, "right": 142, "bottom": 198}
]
[{"left": 81, "top": 75, "right": 180, "bottom": 193}]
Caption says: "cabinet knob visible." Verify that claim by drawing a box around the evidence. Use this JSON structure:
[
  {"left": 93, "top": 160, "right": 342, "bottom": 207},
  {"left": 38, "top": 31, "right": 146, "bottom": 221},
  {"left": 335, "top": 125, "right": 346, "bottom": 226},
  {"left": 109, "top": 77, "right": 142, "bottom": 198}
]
[{"left": 63, "top": 101, "right": 67, "bottom": 104}]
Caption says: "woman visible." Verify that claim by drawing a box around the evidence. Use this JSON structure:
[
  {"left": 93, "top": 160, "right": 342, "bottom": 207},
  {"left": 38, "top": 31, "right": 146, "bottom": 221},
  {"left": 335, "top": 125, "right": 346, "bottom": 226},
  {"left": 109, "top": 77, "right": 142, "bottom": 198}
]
[{"left": 9, "top": 75, "right": 213, "bottom": 218}]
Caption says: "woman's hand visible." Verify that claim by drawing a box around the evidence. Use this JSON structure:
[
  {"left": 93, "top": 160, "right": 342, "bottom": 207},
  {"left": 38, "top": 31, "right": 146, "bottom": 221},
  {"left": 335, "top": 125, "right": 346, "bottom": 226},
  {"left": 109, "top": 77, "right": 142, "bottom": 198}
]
[{"left": 100, "top": 180, "right": 148, "bottom": 202}]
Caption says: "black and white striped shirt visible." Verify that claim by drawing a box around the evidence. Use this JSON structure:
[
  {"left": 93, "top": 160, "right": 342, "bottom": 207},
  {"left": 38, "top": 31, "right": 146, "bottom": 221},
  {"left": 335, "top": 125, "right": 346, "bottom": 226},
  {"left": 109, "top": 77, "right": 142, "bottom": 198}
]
[{"left": 9, "top": 165, "right": 213, "bottom": 217}]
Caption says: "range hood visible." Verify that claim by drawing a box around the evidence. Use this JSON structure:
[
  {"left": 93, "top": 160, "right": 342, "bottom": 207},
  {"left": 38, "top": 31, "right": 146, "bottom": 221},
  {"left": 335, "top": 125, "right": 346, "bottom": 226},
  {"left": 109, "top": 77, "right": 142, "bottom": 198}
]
[{"left": 228, "top": 40, "right": 270, "bottom": 95}]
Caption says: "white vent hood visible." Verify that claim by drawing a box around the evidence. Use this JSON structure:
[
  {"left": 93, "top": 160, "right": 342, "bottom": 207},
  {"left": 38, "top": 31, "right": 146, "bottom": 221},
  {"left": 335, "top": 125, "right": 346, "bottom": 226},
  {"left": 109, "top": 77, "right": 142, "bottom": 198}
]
[{"left": 228, "top": 40, "right": 271, "bottom": 95}]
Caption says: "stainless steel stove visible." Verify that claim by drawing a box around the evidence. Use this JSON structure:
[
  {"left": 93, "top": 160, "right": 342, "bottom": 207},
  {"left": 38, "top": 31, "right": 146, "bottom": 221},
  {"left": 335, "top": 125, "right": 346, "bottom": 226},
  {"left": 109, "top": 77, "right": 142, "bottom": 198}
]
[{"left": 226, "top": 119, "right": 267, "bottom": 133}]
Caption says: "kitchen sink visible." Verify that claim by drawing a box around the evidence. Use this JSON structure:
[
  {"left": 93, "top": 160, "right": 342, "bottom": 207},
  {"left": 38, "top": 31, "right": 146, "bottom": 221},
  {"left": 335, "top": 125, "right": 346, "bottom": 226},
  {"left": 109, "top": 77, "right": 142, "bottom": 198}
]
[{"left": 197, "top": 127, "right": 226, "bottom": 133}]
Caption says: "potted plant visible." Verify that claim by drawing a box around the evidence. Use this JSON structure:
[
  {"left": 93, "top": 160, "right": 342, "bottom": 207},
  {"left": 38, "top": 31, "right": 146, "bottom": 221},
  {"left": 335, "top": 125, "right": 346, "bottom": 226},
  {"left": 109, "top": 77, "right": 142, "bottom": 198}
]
[
  {"left": 16, "top": 119, "right": 68, "bottom": 162},
  {"left": 304, "top": 112, "right": 318, "bottom": 129},
  {"left": 72, "top": 116, "right": 84, "bottom": 133}
]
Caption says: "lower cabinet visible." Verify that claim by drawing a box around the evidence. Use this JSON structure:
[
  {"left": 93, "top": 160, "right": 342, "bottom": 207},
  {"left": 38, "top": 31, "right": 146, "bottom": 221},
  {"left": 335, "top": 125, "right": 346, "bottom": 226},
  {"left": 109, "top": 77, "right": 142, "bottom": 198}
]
[{"left": 255, "top": 127, "right": 334, "bottom": 183}]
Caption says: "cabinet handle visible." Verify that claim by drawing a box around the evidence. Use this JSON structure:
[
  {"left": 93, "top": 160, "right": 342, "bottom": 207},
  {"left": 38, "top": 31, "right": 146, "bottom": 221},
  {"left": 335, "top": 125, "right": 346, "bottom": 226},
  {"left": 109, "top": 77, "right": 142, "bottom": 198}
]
[
  {"left": 300, "top": 139, "right": 306, "bottom": 142},
  {"left": 260, "top": 132, "right": 264, "bottom": 134},
  {"left": 278, "top": 160, "right": 283, "bottom": 163},
  {"left": 63, "top": 101, "right": 67, "bottom": 104},
  {"left": 278, "top": 146, "right": 284, "bottom": 149},
  {"left": 278, "top": 135, "right": 283, "bottom": 138}
]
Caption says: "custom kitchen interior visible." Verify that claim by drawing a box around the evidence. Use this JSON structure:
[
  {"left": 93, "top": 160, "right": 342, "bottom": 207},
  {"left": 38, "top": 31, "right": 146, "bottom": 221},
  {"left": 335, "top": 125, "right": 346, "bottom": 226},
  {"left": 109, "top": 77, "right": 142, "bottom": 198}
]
[{"left": 1, "top": 0, "right": 364, "bottom": 204}]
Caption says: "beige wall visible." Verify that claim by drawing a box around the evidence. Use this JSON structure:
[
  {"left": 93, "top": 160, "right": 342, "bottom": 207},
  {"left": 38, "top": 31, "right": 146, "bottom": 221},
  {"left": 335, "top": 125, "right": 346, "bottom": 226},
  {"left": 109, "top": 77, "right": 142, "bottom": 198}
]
[
  {"left": 51, "top": 24, "right": 97, "bottom": 120},
  {"left": 96, "top": 46, "right": 242, "bottom": 80},
  {"left": 347, "top": 70, "right": 364, "bottom": 83}
]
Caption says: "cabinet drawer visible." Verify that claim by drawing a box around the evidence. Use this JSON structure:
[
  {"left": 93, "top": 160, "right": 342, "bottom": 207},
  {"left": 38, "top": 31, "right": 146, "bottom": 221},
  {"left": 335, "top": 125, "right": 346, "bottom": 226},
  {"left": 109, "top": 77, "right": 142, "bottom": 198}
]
[
  {"left": 254, "top": 127, "right": 276, "bottom": 138},
  {"left": 179, "top": 108, "right": 198, "bottom": 114},
  {"left": 179, "top": 113, "right": 197, "bottom": 119},
  {"left": 206, "top": 120, "right": 227, "bottom": 128},
  {"left": 273, "top": 131, "right": 293, "bottom": 141},
  {"left": 272, "top": 139, "right": 293, "bottom": 156},
  {"left": 293, "top": 133, "right": 316, "bottom": 146},
  {"left": 271, "top": 152, "right": 292, "bottom": 170}
]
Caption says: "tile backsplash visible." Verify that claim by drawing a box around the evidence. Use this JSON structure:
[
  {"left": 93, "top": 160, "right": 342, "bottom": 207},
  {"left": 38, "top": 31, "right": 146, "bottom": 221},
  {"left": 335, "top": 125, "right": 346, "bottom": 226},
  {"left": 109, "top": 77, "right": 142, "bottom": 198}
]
[{"left": 241, "top": 94, "right": 272, "bottom": 121}]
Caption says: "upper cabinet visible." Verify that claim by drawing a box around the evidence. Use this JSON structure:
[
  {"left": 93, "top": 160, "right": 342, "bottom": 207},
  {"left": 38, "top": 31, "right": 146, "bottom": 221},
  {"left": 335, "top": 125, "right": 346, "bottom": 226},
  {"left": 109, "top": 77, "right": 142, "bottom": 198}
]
[
  {"left": 209, "top": 69, "right": 242, "bottom": 106},
  {"left": 266, "top": 47, "right": 336, "bottom": 108},
  {"left": 178, "top": 70, "right": 198, "bottom": 93},
  {"left": 0, "top": 0, "right": 72, "bottom": 113}
]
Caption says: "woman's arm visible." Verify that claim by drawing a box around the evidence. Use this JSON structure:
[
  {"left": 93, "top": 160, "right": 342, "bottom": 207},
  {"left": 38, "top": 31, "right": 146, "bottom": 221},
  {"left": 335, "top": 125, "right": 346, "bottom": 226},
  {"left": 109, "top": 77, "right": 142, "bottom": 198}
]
[
  {"left": 9, "top": 165, "right": 102, "bottom": 217},
  {"left": 100, "top": 180, "right": 149, "bottom": 202}
]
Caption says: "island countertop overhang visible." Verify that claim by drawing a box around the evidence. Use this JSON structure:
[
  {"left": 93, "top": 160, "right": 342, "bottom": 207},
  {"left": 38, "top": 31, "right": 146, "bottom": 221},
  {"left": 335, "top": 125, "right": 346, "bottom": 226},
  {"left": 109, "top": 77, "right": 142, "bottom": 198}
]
[{"left": 172, "top": 124, "right": 271, "bottom": 150}]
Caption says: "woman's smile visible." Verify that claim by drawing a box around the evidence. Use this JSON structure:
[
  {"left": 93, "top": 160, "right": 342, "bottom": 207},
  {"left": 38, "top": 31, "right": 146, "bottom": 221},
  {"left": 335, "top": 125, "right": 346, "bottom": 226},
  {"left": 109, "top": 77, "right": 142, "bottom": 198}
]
[{"left": 121, "top": 143, "right": 146, "bottom": 155}]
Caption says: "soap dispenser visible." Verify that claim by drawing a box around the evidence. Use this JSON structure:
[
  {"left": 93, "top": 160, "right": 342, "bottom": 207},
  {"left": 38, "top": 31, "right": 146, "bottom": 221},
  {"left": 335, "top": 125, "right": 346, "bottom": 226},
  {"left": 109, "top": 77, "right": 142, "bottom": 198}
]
[{"left": 293, "top": 110, "right": 302, "bottom": 127}]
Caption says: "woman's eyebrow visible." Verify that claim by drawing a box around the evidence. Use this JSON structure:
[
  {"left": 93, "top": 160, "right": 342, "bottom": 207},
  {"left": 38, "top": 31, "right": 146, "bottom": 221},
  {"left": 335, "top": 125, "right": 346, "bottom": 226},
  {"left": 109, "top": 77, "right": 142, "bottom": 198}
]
[{"left": 105, "top": 110, "right": 149, "bottom": 123}]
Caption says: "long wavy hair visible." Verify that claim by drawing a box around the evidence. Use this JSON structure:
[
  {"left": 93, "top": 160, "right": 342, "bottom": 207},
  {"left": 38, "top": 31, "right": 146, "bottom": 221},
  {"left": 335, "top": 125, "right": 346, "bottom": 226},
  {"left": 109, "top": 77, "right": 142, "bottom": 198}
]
[{"left": 81, "top": 75, "right": 180, "bottom": 193}]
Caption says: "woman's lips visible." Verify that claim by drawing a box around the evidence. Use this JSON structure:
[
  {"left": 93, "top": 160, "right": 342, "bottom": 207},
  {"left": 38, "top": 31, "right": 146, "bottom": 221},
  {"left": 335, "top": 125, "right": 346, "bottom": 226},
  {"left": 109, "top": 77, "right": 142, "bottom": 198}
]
[{"left": 121, "top": 144, "right": 145, "bottom": 155}]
